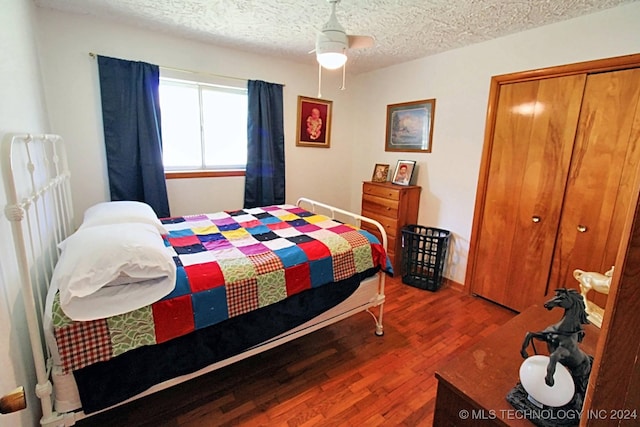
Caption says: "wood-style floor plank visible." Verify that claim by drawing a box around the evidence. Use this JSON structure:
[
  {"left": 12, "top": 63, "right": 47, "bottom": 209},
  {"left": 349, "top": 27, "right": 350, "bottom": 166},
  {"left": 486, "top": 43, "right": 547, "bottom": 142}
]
[{"left": 76, "top": 276, "right": 514, "bottom": 426}]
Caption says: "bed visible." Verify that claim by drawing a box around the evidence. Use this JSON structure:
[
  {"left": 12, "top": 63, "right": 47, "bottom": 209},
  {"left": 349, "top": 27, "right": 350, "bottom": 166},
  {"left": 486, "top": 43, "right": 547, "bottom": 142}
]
[{"left": 4, "top": 133, "right": 390, "bottom": 426}]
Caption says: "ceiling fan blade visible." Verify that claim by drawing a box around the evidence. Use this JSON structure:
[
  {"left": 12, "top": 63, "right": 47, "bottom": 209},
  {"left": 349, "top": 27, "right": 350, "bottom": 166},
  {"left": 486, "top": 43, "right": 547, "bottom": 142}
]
[{"left": 348, "top": 35, "right": 374, "bottom": 49}]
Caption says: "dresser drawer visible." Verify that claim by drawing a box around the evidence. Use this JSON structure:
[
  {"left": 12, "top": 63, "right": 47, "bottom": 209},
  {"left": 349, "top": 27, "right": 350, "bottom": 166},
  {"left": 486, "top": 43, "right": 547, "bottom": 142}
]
[
  {"left": 363, "top": 183, "right": 401, "bottom": 201},
  {"left": 361, "top": 210, "right": 399, "bottom": 238},
  {"left": 361, "top": 194, "right": 399, "bottom": 218},
  {"left": 360, "top": 222, "right": 397, "bottom": 246}
]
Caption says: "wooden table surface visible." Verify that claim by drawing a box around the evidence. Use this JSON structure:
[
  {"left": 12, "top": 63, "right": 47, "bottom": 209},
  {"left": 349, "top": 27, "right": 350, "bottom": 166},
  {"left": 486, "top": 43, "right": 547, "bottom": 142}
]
[{"left": 434, "top": 303, "right": 600, "bottom": 426}]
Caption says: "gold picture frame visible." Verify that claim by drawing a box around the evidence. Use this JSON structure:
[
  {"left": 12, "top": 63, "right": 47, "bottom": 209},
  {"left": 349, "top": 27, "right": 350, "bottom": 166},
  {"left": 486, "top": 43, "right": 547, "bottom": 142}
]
[
  {"left": 296, "top": 96, "right": 332, "bottom": 148},
  {"left": 372, "top": 164, "right": 390, "bottom": 182},
  {"left": 385, "top": 99, "right": 436, "bottom": 153}
]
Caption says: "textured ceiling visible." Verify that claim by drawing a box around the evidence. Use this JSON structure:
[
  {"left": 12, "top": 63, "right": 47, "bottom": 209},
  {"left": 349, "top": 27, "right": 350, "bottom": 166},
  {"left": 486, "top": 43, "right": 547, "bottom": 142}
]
[{"left": 35, "top": 0, "right": 636, "bottom": 74}]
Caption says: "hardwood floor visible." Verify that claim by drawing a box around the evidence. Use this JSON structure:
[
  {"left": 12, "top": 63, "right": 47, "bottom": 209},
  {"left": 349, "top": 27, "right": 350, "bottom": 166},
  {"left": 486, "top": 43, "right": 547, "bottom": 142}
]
[{"left": 76, "top": 276, "right": 515, "bottom": 426}]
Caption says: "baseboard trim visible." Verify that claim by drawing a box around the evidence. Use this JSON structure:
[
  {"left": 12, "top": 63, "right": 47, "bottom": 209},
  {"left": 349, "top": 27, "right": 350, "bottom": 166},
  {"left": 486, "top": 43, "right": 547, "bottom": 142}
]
[{"left": 443, "top": 277, "right": 464, "bottom": 292}]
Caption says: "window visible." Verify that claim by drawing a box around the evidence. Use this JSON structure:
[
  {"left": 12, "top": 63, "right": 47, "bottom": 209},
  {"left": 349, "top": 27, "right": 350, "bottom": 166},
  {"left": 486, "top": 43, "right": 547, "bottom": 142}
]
[{"left": 159, "top": 72, "right": 248, "bottom": 174}]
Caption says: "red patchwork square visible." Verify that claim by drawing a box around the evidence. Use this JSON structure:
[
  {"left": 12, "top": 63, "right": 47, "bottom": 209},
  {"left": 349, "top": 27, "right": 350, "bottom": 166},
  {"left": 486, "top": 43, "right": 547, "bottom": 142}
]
[
  {"left": 332, "top": 251, "right": 356, "bottom": 281},
  {"left": 341, "top": 230, "right": 369, "bottom": 248},
  {"left": 239, "top": 219, "right": 262, "bottom": 229},
  {"left": 55, "top": 320, "right": 112, "bottom": 373},
  {"left": 226, "top": 278, "right": 259, "bottom": 317},
  {"left": 168, "top": 235, "right": 201, "bottom": 247},
  {"left": 285, "top": 263, "right": 311, "bottom": 295},
  {"left": 248, "top": 252, "right": 284, "bottom": 275},
  {"left": 298, "top": 240, "right": 331, "bottom": 261},
  {"left": 152, "top": 295, "right": 195, "bottom": 343},
  {"left": 267, "top": 221, "right": 292, "bottom": 230},
  {"left": 184, "top": 261, "right": 225, "bottom": 292}
]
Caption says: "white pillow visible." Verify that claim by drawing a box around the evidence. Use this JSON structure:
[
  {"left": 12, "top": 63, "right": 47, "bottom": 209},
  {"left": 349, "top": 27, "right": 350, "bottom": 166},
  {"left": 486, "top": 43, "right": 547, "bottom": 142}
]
[
  {"left": 53, "top": 223, "right": 176, "bottom": 321},
  {"left": 80, "top": 201, "right": 168, "bottom": 235}
]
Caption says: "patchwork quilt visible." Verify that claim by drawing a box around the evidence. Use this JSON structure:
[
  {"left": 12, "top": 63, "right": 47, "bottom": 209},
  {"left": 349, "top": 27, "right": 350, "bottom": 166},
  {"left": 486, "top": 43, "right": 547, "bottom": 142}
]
[{"left": 52, "top": 204, "right": 390, "bottom": 374}]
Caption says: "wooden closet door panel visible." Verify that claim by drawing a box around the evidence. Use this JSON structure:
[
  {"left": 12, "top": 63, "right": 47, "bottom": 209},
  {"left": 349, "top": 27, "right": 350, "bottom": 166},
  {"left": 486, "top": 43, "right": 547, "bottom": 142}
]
[
  {"left": 472, "top": 74, "right": 586, "bottom": 311},
  {"left": 550, "top": 68, "right": 640, "bottom": 306}
]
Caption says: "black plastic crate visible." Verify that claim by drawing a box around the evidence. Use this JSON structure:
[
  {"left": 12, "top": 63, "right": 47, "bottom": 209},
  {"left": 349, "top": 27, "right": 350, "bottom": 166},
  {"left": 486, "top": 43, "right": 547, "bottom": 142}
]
[{"left": 401, "top": 225, "right": 450, "bottom": 291}]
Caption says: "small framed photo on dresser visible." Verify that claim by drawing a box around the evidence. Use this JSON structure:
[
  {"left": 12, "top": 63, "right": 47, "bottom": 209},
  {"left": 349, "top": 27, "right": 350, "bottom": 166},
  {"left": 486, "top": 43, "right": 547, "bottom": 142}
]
[
  {"left": 372, "top": 164, "right": 390, "bottom": 183},
  {"left": 392, "top": 160, "right": 416, "bottom": 186}
]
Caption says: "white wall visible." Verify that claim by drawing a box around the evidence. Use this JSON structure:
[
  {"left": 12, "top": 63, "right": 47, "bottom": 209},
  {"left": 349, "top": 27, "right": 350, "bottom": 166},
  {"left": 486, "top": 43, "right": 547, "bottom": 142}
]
[
  {"left": 350, "top": 2, "right": 640, "bottom": 285},
  {"left": 35, "top": 8, "right": 358, "bottom": 220},
  {"left": 0, "top": 0, "right": 51, "bottom": 425}
]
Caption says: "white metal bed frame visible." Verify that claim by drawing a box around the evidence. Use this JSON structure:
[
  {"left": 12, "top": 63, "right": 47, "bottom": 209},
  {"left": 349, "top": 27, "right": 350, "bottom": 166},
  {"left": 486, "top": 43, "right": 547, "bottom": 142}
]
[{"left": 4, "top": 133, "right": 387, "bottom": 427}]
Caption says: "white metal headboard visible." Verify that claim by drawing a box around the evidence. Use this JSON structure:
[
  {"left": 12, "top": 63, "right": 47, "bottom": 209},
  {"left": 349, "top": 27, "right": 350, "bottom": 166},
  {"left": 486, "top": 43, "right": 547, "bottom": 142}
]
[{"left": 3, "top": 133, "right": 74, "bottom": 426}]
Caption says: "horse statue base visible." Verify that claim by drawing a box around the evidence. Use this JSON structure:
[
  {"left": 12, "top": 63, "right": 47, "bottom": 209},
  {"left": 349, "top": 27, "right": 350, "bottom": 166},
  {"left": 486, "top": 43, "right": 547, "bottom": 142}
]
[{"left": 506, "top": 382, "right": 583, "bottom": 427}]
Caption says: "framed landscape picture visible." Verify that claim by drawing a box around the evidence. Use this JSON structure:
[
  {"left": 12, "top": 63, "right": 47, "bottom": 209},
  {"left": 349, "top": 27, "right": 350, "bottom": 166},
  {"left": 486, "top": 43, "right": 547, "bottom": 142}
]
[
  {"left": 296, "top": 96, "right": 332, "bottom": 148},
  {"left": 385, "top": 99, "right": 435, "bottom": 153}
]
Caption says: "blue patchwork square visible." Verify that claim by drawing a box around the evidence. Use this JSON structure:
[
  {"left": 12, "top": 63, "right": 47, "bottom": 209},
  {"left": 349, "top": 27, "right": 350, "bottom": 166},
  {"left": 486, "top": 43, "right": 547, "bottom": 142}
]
[
  {"left": 218, "top": 223, "right": 241, "bottom": 231},
  {"left": 174, "top": 243, "right": 207, "bottom": 255},
  {"left": 259, "top": 216, "right": 282, "bottom": 225},
  {"left": 310, "top": 257, "right": 334, "bottom": 287},
  {"left": 253, "top": 231, "right": 280, "bottom": 241},
  {"left": 246, "top": 225, "right": 271, "bottom": 235},
  {"left": 198, "top": 233, "right": 225, "bottom": 243},
  {"left": 274, "top": 246, "right": 308, "bottom": 267},
  {"left": 192, "top": 287, "right": 229, "bottom": 329},
  {"left": 227, "top": 209, "right": 248, "bottom": 216},
  {"left": 162, "top": 217, "right": 186, "bottom": 224},
  {"left": 168, "top": 229, "right": 196, "bottom": 238},
  {"left": 162, "top": 266, "right": 190, "bottom": 299},
  {"left": 286, "top": 235, "right": 316, "bottom": 244}
]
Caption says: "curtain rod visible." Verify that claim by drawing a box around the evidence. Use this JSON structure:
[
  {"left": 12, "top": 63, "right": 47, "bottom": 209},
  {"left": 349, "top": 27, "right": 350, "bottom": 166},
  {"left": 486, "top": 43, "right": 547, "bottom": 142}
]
[{"left": 88, "top": 52, "right": 284, "bottom": 86}]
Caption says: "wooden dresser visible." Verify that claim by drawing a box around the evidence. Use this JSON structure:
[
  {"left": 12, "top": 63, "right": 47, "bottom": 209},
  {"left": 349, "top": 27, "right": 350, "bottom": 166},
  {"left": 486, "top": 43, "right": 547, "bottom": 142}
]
[{"left": 360, "top": 181, "right": 421, "bottom": 274}]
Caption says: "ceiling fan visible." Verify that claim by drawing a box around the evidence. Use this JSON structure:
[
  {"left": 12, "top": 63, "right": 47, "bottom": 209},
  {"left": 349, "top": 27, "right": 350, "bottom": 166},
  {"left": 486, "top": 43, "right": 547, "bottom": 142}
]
[{"left": 313, "top": 0, "right": 374, "bottom": 96}]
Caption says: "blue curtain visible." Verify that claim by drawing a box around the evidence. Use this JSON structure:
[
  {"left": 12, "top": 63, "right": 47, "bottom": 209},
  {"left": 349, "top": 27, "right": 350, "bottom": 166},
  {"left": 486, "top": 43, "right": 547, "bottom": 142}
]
[
  {"left": 244, "top": 80, "right": 285, "bottom": 208},
  {"left": 97, "top": 55, "right": 170, "bottom": 217}
]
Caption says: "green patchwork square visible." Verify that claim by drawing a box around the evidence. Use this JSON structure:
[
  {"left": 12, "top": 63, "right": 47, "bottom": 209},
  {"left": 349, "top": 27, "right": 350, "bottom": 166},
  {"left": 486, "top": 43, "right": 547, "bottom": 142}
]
[
  {"left": 107, "top": 306, "right": 156, "bottom": 356},
  {"left": 218, "top": 257, "right": 257, "bottom": 282},
  {"left": 321, "top": 235, "right": 351, "bottom": 255},
  {"left": 51, "top": 293, "right": 73, "bottom": 328},
  {"left": 353, "top": 244, "right": 374, "bottom": 272},
  {"left": 257, "top": 270, "right": 287, "bottom": 307}
]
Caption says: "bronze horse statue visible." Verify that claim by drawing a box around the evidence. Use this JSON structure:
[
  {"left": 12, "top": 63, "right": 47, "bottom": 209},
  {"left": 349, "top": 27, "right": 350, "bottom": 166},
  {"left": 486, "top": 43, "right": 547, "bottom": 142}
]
[{"left": 520, "top": 288, "right": 592, "bottom": 408}]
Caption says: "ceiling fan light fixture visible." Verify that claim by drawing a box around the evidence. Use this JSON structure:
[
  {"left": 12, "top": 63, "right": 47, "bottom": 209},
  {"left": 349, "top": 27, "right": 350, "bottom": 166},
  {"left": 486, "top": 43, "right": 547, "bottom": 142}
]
[{"left": 317, "top": 51, "right": 347, "bottom": 69}]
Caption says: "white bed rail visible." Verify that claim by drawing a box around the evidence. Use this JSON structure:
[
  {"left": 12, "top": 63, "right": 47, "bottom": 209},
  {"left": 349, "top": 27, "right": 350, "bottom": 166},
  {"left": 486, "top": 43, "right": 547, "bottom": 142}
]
[
  {"left": 4, "top": 134, "right": 74, "bottom": 427},
  {"left": 296, "top": 197, "right": 387, "bottom": 336}
]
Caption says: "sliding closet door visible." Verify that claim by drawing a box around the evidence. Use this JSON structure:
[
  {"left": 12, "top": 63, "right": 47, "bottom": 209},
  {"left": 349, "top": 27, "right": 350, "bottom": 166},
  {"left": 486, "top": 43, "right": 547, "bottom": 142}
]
[
  {"left": 471, "top": 74, "right": 586, "bottom": 311},
  {"left": 549, "top": 68, "right": 640, "bottom": 307}
]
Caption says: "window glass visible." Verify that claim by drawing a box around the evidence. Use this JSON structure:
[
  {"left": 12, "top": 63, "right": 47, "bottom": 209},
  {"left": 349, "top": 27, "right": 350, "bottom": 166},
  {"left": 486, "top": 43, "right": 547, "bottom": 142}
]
[
  {"left": 159, "top": 76, "right": 247, "bottom": 171},
  {"left": 201, "top": 88, "right": 247, "bottom": 168}
]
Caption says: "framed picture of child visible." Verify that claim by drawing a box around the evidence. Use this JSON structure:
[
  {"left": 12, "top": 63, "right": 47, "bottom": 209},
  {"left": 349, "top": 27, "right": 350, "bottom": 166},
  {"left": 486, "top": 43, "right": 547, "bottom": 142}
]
[
  {"left": 392, "top": 160, "right": 416, "bottom": 186},
  {"left": 296, "top": 96, "right": 332, "bottom": 148}
]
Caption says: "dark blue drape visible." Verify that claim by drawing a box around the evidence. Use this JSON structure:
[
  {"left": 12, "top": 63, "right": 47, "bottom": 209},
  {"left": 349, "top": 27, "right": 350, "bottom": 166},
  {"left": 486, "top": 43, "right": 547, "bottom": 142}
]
[
  {"left": 97, "top": 55, "right": 170, "bottom": 217},
  {"left": 244, "top": 80, "right": 285, "bottom": 208}
]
